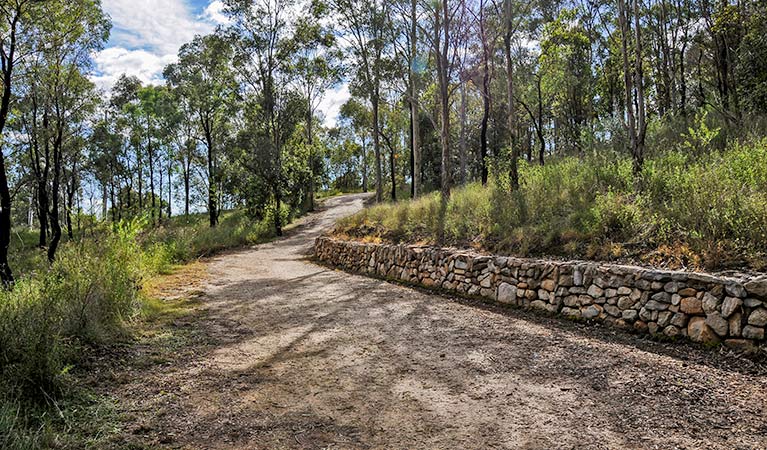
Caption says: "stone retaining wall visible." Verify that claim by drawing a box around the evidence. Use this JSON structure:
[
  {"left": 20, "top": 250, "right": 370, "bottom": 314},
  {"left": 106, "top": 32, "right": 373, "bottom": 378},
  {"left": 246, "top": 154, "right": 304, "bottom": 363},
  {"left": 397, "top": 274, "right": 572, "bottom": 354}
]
[{"left": 315, "top": 236, "right": 767, "bottom": 351}]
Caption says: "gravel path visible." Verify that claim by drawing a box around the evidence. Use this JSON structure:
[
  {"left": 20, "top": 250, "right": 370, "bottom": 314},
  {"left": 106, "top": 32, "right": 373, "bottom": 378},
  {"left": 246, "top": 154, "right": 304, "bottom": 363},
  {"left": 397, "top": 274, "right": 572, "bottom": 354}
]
[{"left": 110, "top": 193, "right": 767, "bottom": 449}]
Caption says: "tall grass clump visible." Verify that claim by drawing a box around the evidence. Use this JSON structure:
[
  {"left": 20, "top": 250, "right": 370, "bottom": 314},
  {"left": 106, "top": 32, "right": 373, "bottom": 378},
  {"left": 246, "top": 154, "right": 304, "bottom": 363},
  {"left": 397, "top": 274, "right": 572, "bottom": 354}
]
[
  {"left": 336, "top": 138, "right": 767, "bottom": 271},
  {"left": 0, "top": 221, "right": 151, "bottom": 399}
]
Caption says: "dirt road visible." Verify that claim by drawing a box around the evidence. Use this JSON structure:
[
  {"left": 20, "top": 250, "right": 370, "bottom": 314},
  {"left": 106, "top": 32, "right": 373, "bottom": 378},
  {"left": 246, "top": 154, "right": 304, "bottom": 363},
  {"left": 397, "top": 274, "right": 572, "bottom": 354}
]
[{"left": 110, "top": 193, "right": 767, "bottom": 449}]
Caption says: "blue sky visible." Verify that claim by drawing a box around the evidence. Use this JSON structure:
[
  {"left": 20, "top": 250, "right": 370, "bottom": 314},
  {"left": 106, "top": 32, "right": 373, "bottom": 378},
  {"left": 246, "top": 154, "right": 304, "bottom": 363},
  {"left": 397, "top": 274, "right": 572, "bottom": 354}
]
[{"left": 92, "top": 0, "right": 348, "bottom": 126}]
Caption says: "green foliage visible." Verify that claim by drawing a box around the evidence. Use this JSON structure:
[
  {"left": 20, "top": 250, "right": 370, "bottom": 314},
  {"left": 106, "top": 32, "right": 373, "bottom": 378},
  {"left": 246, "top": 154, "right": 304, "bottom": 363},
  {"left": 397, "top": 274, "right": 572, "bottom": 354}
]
[
  {"left": 0, "top": 207, "right": 288, "bottom": 446},
  {"left": 338, "top": 139, "right": 767, "bottom": 270}
]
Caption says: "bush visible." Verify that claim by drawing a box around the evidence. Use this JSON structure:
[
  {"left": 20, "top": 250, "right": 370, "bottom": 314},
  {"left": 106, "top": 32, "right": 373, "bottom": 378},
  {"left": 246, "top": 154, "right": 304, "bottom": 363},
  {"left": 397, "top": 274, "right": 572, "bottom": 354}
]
[
  {"left": 336, "top": 138, "right": 767, "bottom": 271},
  {"left": 0, "top": 223, "right": 148, "bottom": 398}
]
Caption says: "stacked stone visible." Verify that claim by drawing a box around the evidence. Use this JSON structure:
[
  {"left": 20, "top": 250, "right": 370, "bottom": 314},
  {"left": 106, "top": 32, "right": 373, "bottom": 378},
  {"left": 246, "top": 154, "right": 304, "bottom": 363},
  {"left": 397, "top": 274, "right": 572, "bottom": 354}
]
[{"left": 314, "top": 237, "right": 767, "bottom": 351}]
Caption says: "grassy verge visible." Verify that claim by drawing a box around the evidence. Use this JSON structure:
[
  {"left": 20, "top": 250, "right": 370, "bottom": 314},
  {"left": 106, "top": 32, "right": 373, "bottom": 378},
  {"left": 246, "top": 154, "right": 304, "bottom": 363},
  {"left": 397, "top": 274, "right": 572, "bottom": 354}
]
[
  {"left": 0, "top": 205, "right": 297, "bottom": 449},
  {"left": 336, "top": 139, "right": 767, "bottom": 272}
]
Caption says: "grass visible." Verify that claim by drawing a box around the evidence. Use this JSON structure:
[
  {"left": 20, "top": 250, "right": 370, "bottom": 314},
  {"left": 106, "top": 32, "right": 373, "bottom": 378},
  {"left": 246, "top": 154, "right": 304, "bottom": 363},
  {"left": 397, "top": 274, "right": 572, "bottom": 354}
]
[
  {"left": 336, "top": 138, "right": 767, "bottom": 272},
  {"left": 0, "top": 200, "right": 309, "bottom": 449}
]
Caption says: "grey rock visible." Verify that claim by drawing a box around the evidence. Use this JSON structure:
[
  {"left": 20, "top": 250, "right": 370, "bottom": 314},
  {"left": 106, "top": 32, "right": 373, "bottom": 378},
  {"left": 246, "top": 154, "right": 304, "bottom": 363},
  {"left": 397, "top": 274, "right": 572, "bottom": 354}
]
[
  {"left": 622, "top": 310, "right": 639, "bottom": 322},
  {"left": 742, "top": 326, "right": 765, "bottom": 340},
  {"left": 605, "top": 304, "right": 621, "bottom": 317},
  {"left": 745, "top": 298, "right": 763, "bottom": 308},
  {"left": 644, "top": 300, "right": 669, "bottom": 311},
  {"left": 748, "top": 308, "right": 767, "bottom": 327},
  {"left": 587, "top": 284, "right": 604, "bottom": 298},
  {"left": 573, "top": 268, "right": 584, "bottom": 286},
  {"left": 664, "top": 281, "right": 680, "bottom": 293},
  {"left": 720, "top": 297, "right": 742, "bottom": 318},
  {"left": 663, "top": 325, "right": 680, "bottom": 337},
  {"left": 617, "top": 296, "right": 634, "bottom": 310},
  {"left": 530, "top": 300, "right": 548, "bottom": 311},
  {"left": 617, "top": 286, "right": 632, "bottom": 296},
  {"left": 702, "top": 292, "right": 720, "bottom": 314},
  {"left": 729, "top": 312, "right": 743, "bottom": 337},
  {"left": 497, "top": 282, "right": 517, "bottom": 304},
  {"left": 657, "top": 311, "right": 673, "bottom": 327},
  {"left": 705, "top": 312, "right": 729, "bottom": 337},
  {"left": 725, "top": 283, "right": 747, "bottom": 298},
  {"left": 670, "top": 313, "right": 688, "bottom": 328},
  {"left": 744, "top": 276, "right": 767, "bottom": 297},
  {"left": 581, "top": 304, "right": 602, "bottom": 319}
]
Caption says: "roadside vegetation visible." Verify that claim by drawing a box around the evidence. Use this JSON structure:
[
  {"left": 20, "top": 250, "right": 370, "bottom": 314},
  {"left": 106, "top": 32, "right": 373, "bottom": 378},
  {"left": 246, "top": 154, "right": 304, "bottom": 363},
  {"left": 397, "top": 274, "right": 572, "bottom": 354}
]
[
  {"left": 0, "top": 209, "right": 289, "bottom": 449},
  {"left": 337, "top": 138, "right": 767, "bottom": 273}
]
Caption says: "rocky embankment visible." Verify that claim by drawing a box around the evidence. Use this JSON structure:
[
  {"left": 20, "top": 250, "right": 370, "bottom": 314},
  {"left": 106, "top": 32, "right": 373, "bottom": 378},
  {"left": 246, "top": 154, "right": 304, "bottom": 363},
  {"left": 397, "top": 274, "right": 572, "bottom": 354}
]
[{"left": 315, "top": 237, "right": 767, "bottom": 352}]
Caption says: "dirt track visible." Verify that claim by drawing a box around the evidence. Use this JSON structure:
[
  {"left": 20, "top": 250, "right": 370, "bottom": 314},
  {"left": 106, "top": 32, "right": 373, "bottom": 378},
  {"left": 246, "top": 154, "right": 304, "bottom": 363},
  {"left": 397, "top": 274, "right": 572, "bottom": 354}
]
[{"left": 108, "top": 193, "right": 767, "bottom": 449}]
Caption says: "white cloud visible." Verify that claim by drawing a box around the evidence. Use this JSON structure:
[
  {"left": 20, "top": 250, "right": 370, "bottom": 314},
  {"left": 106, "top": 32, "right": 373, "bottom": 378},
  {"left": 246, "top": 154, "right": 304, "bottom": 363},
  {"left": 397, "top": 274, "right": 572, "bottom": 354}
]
[
  {"left": 202, "top": 1, "right": 230, "bottom": 25},
  {"left": 317, "top": 83, "right": 351, "bottom": 128},
  {"left": 103, "top": 0, "right": 214, "bottom": 55},
  {"left": 90, "top": 47, "right": 177, "bottom": 91},
  {"left": 91, "top": 0, "right": 223, "bottom": 92}
]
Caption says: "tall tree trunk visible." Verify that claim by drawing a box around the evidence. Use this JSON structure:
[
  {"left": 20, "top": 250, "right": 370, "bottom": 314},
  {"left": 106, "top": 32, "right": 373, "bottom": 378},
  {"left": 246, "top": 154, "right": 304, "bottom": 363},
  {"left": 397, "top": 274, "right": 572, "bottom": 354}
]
[
  {"left": 137, "top": 150, "right": 143, "bottom": 210},
  {"left": 409, "top": 103, "right": 415, "bottom": 198},
  {"left": 66, "top": 170, "right": 76, "bottom": 240},
  {"left": 503, "top": 2, "right": 519, "bottom": 191},
  {"left": 371, "top": 91, "right": 383, "bottom": 202},
  {"left": 536, "top": 74, "right": 545, "bottom": 165},
  {"left": 410, "top": 0, "right": 421, "bottom": 198},
  {"left": 101, "top": 183, "right": 108, "bottom": 221},
  {"left": 618, "top": 0, "right": 646, "bottom": 181},
  {"left": 459, "top": 80, "right": 467, "bottom": 184},
  {"left": 306, "top": 102, "right": 315, "bottom": 211},
  {"left": 436, "top": 0, "right": 451, "bottom": 243},
  {"left": 47, "top": 131, "right": 64, "bottom": 263},
  {"left": 168, "top": 160, "right": 172, "bottom": 218},
  {"left": 37, "top": 180, "right": 49, "bottom": 248},
  {"left": 203, "top": 119, "right": 218, "bottom": 227},
  {"left": 390, "top": 142, "right": 396, "bottom": 201},
  {"left": 158, "top": 164, "right": 163, "bottom": 221},
  {"left": 0, "top": 11, "right": 22, "bottom": 285},
  {"left": 183, "top": 159, "right": 190, "bottom": 217},
  {"left": 361, "top": 135, "right": 368, "bottom": 192},
  {"left": 479, "top": 1, "right": 490, "bottom": 186},
  {"left": 148, "top": 136, "right": 156, "bottom": 224}
]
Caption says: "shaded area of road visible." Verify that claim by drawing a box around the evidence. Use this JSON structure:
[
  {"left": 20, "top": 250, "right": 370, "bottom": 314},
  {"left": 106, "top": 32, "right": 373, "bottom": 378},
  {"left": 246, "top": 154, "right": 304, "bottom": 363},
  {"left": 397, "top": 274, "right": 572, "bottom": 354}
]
[{"left": 111, "top": 193, "right": 767, "bottom": 449}]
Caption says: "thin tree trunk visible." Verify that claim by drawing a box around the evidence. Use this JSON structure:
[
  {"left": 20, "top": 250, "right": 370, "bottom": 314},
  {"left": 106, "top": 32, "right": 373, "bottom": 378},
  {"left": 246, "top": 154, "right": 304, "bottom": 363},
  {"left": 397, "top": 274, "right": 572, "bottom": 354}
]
[
  {"left": 459, "top": 80, "right": 467, "bottom": 184},
  {"left": 410, "top": 0, "right": 421, "bottom": 198},
  {"left": 503, "top": 1, "right": 519, "bottom": 190},
  {"left": 479, "top": 1, "right": 490, "bottom": 186},
  {"left": 371, "top": 92, "right": 383, "bottom": 202}
]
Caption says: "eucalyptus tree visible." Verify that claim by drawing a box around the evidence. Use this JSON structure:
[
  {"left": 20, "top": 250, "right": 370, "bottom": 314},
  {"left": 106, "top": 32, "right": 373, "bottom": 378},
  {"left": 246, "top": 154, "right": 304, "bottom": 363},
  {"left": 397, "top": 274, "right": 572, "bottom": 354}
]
[
  {"left": 617, "top": 0, "right": 647, "bottom": 181},
  {"left": 291, "top": 2, "right": 342, "bottom": 210},
  {"left": 165, "top": 34, "right": 238, "bottom": 227},
  {"left": 339, "top": 98, "right": 373, "bottom": 192},
  {"left": 11, "top": 0, "right": 108, "bottom": 262},
  {"left": 0, "top": 0, "right": 47, "bottom": 283},
  {"left": 419, "top": 0, "right": 469, "bottom": 210},
  {"left": 224, "top": 0, "right": 308, "bottom": 235},
  {"left": 331, "top": 0, "right": 393, "bottom": 202}
]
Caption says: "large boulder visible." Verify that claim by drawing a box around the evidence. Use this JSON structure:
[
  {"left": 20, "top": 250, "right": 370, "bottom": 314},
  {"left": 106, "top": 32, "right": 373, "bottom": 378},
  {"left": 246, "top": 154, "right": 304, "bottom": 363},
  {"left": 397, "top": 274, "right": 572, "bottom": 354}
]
[
  {"left": 687, "top": 317, "right": 721, "bottom": 344},
  {"left": 496, "top": 282, "right": 517, "bottom": 304},
  {"left": 744, "top": 276, "right": 767, "bottom": 298}
]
